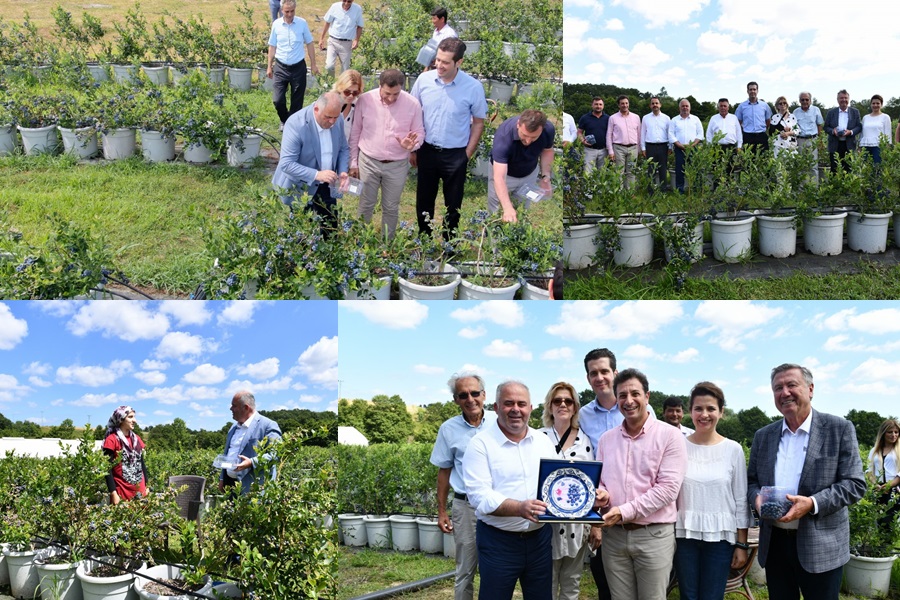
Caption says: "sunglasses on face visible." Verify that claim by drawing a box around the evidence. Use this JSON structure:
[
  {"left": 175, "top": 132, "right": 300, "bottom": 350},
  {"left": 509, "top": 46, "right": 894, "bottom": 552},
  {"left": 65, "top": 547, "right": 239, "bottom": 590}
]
[
  {"left": 343, "top": 89, "right": 360, "bottom": 98},
  {"left": 551, "top": 397, "right": 575, "bottom": 407},
  {"left": 457, "top": 390, "right": 483, "bottom": 400}
]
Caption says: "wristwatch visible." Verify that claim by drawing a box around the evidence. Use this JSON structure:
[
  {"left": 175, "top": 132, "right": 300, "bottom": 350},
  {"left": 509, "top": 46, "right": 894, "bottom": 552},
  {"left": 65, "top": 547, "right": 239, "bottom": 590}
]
[
  {"left": 734, "top": 541, "right": 750, "bottom": 550},
  {"left": 537, "top": 173, "right": 548, "bottom": 181}
]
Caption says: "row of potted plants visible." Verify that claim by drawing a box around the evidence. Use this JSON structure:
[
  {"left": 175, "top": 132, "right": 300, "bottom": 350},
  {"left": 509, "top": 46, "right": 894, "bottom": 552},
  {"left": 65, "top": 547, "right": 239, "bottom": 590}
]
[
  {"left": 563, "top": 138, "right": 900, "bottom": 288},
  {"left": 0, "top": 70, "right": 261, "bottom": 164},
  {"left": 201, "top": 195, "right": 561, "bottom": 300},
  {"left": 0, "top": 429, "right": 337, "bottom": 600}
]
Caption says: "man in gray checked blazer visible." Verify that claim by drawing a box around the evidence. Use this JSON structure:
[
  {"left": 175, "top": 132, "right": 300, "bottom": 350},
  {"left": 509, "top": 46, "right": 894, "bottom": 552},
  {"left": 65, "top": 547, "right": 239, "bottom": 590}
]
[
  {"left": 747, "top": 363, "right": 865, "bottom": 600},
  {"left": 219, "top": 390, "right": 283, "bottom": 495}
]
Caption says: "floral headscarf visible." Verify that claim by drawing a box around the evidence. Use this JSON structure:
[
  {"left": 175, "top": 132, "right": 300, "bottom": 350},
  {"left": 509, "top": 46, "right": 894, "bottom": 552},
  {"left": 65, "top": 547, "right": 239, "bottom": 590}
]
[{"left": 106, "top": 405, "right": 135, "bottom": 437}]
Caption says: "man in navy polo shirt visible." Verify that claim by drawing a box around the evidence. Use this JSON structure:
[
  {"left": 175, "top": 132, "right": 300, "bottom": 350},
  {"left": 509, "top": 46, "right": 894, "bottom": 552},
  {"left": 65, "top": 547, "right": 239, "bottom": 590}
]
[
  {"left": 488, "top": 109, "right": 555, "bottom": 223},
  {"left": 577, "top": 97, "right": 609, "bottom": 172}
]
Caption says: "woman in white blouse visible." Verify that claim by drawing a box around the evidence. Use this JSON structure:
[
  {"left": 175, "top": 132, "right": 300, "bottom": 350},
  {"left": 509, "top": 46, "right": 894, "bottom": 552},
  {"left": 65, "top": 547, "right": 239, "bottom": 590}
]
[
  {"left": 330, "top": 69, "right": 364, "bottom": 143},
  {"left": 539, "top": 382, "right": 592, "bottom": 600},
  {"left": 768, "top": 95, "right": 799, "bottom": 157},
  {"left": 859, "top": 94, "right": 892, "bottom": 164},
  {"left": 674, "top": 382, "right": 751, "bottom": 600},
  {"left": 867, "top": 419, "right": 900, "bottom": 526}
]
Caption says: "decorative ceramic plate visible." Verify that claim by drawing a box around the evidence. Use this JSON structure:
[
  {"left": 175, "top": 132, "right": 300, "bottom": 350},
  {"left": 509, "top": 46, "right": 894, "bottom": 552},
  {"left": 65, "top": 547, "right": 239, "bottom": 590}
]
[{"left": 541, "top": 467, "right": 594, "bottom": 518}]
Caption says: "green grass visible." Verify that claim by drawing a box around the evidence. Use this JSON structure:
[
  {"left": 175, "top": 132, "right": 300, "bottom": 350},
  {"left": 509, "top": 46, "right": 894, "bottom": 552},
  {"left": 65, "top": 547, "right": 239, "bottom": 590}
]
[{"left": 566, "top": 260, "right": 900, "bottom": 300}]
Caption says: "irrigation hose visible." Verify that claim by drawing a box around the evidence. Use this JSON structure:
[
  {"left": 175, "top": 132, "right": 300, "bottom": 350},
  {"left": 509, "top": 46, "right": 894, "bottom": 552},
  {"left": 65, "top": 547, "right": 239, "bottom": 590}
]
[{"left": 347, "top": 570, "right": 455, "bottom": 600}]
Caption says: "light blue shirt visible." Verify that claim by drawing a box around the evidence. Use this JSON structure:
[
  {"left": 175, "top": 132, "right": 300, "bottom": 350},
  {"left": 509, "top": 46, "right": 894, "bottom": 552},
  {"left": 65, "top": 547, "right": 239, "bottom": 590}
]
[
  {"left": 578, "top": 399, "right": 624, "bottom": 450},
  {"left": 411, "top": 69, "right": 488, "bottom": 149},
  {"left": 324, "top": 1, "right": 364, "bottom": 40},
  {"left": 268, "top": 17, "right": 313, "bottom": 65},
  {"left": 735, "top": 99, "right": 772, "bottom": 133},
  {"left": 430, "top": 411, "right": 498, "bottom": 494},
  {"left": 792, "top": 106, "right": 824, "bottom": 137}
]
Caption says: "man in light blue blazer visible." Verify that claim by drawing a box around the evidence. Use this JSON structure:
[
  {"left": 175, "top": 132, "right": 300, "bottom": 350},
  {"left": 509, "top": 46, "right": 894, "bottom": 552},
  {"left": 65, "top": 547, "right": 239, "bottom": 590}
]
[
  {"left": 747, "top": 363, "right": 865, "bottom": 600},
  {"left": 219, "top": 390, "right": 283, "bottom": 495},
  {"left": 272, "top": 91, "right": 349, "bottom": 229}
]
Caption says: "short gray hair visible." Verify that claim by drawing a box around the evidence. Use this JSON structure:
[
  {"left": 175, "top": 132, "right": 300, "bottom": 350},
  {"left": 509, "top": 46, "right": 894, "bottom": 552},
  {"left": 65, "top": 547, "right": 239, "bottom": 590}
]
[
  {"left": 280, "top": 0, "right": 296, "bottom": 9},
  {"left": 770, "top": 363, "right": 813, "bottom": 386},
  {"left": 447, "top": 372, "right": 485, "bottom": 396},
  {"left": 315, "top": 91, "right": 341, "bottom": 112},
  {"left": 495, "top": 380, "right": 529, "bottom": 403},
  {"left": 234, "top": 390, "right": 256, "bottom": 410}
]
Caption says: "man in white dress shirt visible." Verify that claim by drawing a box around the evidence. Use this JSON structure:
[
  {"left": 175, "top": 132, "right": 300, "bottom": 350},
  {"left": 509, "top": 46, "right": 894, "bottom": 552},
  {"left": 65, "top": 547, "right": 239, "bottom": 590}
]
[
  {"left": 431, "top": 7, "right": 457, "bottom": 42},
  {"left": 707, "top": 98, "right": 742, "bottom": 175},
  {"left": 462, "top": 381, "right": 556, "bottom": 600},
  {"left": 640, "top": 96, "right": 671, "bottom": 191},
  {"left": 669, "top": 99, "right": 704, "bottom": 193},
  {"left": 318, "top": 0, "right": 364, "bottom": 75}
]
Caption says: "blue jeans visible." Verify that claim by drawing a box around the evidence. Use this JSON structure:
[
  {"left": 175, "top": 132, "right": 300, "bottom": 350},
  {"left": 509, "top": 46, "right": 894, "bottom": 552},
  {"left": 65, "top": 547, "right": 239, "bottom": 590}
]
[
  {"left": 673, "top": 538, "right": 733, "bottom": 600},
  {"left": 864, "top": 145, "right": 882, "bottom": 165},
  {"left": 476, "top": 520, "right": 552, "bottom": 600}
]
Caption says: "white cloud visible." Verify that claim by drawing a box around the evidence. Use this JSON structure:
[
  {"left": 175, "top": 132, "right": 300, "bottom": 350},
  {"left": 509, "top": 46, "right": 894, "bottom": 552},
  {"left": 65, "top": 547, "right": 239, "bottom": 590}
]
[
  {"left": 183, "top": 363, "right": 227, "bottom": 385},
  {"left": 541, "top": 347, "right": 573, "bottom": 361},
  {"left": 611, "top": 0, "right": 710, "bottom": 28},
  {"left": 56, "top": 361, "right": 132, "bottom": 387},
  {"left": 35, "top": 302, "right": 78, "bottom": 317},
  {"left": 22, "top": 361, "right": 51, "bottom": 376},
  {"left": 605, "top": 18, "right": 624, "bottom": 30},
  {"left": 186, "top": 386, "right": 222, "bottom": 400},
  {"left": 696, "top": 31, "right": 748, "bottom": 57},
  {"left": 565, "top": 0, "right": 601, "bottom": 8},
  {"left": 459, "top": 326, "right": 487, "bottom": 339},
  {"left": 341, "top": 302, "right": 428, "bottom": 328},
  {"left": 756, "top": 35, "right": 791, "bottom": 66},
  {"left": 153, "top": 410, "right": 173, "bottom": 416},
  {"left": 217, "top": 301, "right": 263, "bottom": 326},
  {"left": 227, "top": 377, "right": 292, "bottom": 393},
  {"left": 450, "top": 302, "right": 524, "bottom": 327},
  {"left": 135, "top": 385, "right": 188, "bottom": 404},
  {"left": 28, "top": 376, "right": 52, "bottom": 388},
  {"left": 237, "top": 358, "right": 280, "bottom": 380},
  {"left": 189, "top": 402, "right": 218, "bottom": 417},
  {"left": 819, "top": 308, "right": 900, "bottom": 334},
  {"left": 134, "top": 371, "right": 166, "bottom": 386},
  {"left": 848, "top": 358, "right": 900, "bottom": 385},
  {"left": 71, "top": 392, "right": 133, "bottom": 408},
  {"left": 671, "top": 348, "right": 700, "bottom": 364},
  {"left": 0, "top": 305, "right": 28, "bottom": 350},
  {"left": 0, "top": 374, "right": 30, "bottom": 402},
  {"left": 67, "top": 303, "right": 170, "bottom": 341},
  {"left": 694, "top": 301, "right": 785, "bottom": 352},
  {"left": 546, "top": 301, "right": 684, "bottom": 341},
  {"left": 155, "top": 332, "right": 216, "bottom": 363},
  {"left": 483, "top": 339, "right": 532, "bottom": 361},
  {"left": 295, "top": 336, "right": 339, "bottom": 388},
  {"left": 159, "top": 301, "right": 212, "bottom": 326},
  {"left": 141, "top": 359, "right": 170, "bottom": 371},
  {"left": 414, "top": 364, "right": 444, "bottom": 375}
]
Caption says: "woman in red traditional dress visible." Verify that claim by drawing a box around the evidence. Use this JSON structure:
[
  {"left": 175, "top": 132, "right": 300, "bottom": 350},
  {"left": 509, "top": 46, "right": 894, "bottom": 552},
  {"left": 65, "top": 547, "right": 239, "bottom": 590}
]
[{"left": 102, "top": 405, "right": 148, "bottom": 504}]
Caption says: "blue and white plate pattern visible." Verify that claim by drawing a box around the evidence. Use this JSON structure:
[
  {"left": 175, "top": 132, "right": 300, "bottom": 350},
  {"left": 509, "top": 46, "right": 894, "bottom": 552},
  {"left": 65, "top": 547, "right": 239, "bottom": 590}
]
[{"left": 541, "top": 467, "right": 594, "bottom": 518}]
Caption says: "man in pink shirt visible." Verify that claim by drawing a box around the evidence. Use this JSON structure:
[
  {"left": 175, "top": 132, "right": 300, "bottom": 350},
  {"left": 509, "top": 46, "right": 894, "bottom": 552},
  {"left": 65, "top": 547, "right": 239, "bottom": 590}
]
[
  {"left": 349, "top": 68, "right": 425, "bottom": 238},
  {"left": 594, "top": 368, "right": 687, "bottom": 600},
  {"left": 606, "top": 95, "right": 641, "bottom": 189}
]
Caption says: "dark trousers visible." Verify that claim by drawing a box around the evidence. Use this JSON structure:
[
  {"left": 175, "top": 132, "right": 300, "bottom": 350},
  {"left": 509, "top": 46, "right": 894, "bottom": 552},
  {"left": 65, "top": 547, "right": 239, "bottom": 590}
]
[
  {"left": 743, "top": 131, "right": 769, "bottom": 153},
  {"left": 765, "top": 527, "right": 843, "bottom": 600},
  {"left": 830, "top": 140, "right": 850, "bottom": 174},
  {"left": 589, "top": 542, "right": 613, "bottom": 600},
  {"left": 674, "top": 146, "right": 687, "bottom": 192},
  {"left": 415, "top": 142, "right": 468, "bottom": 238},
  {"left": 476, "top": 520, "right": 552, "bottom": 600},
  {"left": 310, "top": 184, "right": 338, "bottom": 233},
  {"left": 645, "top": 142, "right": 668, "bottom": 190},
  {"left": 273, "top": 59, "right": 307, "bottom": 125}
]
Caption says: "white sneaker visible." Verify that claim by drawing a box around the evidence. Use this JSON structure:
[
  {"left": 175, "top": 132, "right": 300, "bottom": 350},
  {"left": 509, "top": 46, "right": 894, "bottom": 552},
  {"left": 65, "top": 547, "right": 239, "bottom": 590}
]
[{"left": 279, "top": 123, "right": 284, "bottom": 131}]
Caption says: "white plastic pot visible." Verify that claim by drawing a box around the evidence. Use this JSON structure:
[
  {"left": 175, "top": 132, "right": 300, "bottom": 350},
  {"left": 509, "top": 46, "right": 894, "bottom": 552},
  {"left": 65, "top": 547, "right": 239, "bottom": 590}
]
[
  {"left": 4, "top": 546, "right": 39, "bottom": 600},
  {"left": 338, "top": 513, "right": 367, "bottom": 547},
  {"left": 613, "top": 214, "right": 655, "bottom": 267},
  {"left": 755, "top": 212, "right": 797, "bottom": 258},
  {"left": 563, "top": 221, "right": 600, "bottom": 270},
  {"left": 388, "top": 515, "right": 419, "bottom": 552},
  {"left": 363, "top": 515, "right": 391, "bottom": 549},
  {"left": 416, "top": 517, "right": 443, "bottom": 554},
  {"left": 803, "top": 210, "right": 847, "bottom": 256},
  {"left": 140, "top": 130, "right": 176, "bottom": 162},
  {"left": 0, "top": 123, "right": 18, "bottom": 156},
  {"left": 134, "top": 564, "right": 213, "bottom": 600},
  {"left": 102, "top": 128, "right": 137, "bottom": 160},
  {"left": 76, "top": 557, "right": 145, "bottom": 600},
  {"left": 710, "top": 211, "right": 755, "bottom": 263},
  {"left": 227, "top": 67, "right": 253, "bottom": 91},
  {"left": 60, "top": 125, "right": 99, "bottom": 159},
  {"left": 183, "top": 140, "right": 213, "bottom": 164},
  {"left": 18, "top": 124, "right": 59, "bottom": 155},
  {"left": 226, "top": 133, "right": 262, "bottom": 167},
  {"left": 846, "top": 211, "right": 892, "bottom": 254},
  {"left": 34, "top": 547, "right": 82, "bottom": 600},
  {"left": 398, "top": 265, "right": 460, "bottom": 300}
]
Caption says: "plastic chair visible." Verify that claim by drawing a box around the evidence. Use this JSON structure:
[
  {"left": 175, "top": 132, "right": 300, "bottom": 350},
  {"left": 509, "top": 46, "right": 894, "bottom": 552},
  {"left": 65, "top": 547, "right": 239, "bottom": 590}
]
[{"left": 168, "top": 475, "right": 206, "bottom": 522}]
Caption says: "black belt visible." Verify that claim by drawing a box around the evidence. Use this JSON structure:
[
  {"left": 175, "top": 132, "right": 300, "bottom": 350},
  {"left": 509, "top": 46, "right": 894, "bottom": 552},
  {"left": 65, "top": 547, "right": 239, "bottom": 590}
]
[
  {"left": 482, "top": 521, "right": 544, "bottom": 538},
  {"left": 772, "top": 527, "right": 798, "bottom": 537},
  {"left": 614, "top": 143, "right": 636, "bottom": 147},
  {"left": 453, "top": 492, "right": 467, "bottom": 501},
  {"left": 331, "top": 36, "right": 352, "bottom": 41},
  {"left": 646, "top": 142, "right": 668, "bottom": 145},
  {"left": 423, "top": 141, "right": 465, "bottom": 153},
  {"left": 275, "top": 58, "right": 305, "bottom": 68},
  {"left": 798, "top": 135, "right": 817, "bottom": 139}
]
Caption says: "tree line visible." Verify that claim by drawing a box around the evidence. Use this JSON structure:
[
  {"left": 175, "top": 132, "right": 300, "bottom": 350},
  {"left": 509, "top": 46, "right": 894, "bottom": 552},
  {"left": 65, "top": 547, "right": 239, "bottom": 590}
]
[
  {"left": 564, "top": 83, "right": 900, "bottom": 128},
  {"left": 0, "top": 408, "right": 336, "bottom": 449},
  {"left": 338, "top": 392, "right": 891, "bottom": 449}
]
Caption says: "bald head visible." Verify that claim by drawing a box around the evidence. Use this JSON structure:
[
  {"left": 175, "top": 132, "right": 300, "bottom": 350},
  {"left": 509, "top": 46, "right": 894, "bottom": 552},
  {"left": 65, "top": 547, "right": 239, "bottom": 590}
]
[{"left": 314, "top": 92, "right": 343, "bottom": 129}]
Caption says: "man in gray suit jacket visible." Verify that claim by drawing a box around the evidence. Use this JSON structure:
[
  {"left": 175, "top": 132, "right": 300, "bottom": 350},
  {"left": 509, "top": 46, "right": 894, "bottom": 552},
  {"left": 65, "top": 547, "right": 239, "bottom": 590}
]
[
  {"left": 272, "top": 91, "right": 350, "bottom": 230},
  {"left": 747, "top": 363, "right": 865, "bottom": 600},
  {"left": 823, "top": 89, "right": 862, "bottom": 174},
  {"left": 219, "top": 390, "right": 283, "bottom": 495}
]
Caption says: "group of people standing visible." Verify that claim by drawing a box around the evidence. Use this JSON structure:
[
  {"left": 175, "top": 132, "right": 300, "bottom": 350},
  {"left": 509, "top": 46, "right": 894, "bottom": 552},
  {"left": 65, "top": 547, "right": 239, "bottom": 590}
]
[
  {"left": 429, "top": 350, "right": 891, "bottom": 600},
  {"left": 265, "top": 0, "right": 556, "bottom": 236},
  {"left": 568, "top": 82, "right": 896, "bottom": 194},
  {"left": 102, "top": 391, "right": 282, "bottom": 504}
]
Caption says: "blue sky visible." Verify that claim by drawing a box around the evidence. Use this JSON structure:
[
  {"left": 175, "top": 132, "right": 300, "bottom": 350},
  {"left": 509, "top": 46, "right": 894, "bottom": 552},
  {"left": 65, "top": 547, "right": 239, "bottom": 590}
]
[
  {"left": 0, "top": 301, "right": 338, "bottom": 431},
  {"left": 339, "top": 300, "right": 900, "bottom": 420},
  {"left": 564, "top": 1, "right": 900, "bottom": 110}
]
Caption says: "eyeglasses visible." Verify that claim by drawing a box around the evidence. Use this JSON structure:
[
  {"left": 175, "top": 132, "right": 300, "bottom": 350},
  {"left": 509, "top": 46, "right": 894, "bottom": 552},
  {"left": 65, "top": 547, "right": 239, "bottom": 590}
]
[
  {"left": 342, "top": 89, "right": 360, "bottom": 98},
  {"left": 551, "top": 397, "right": 575, "bottom": 407},
  {"left": 776, "top": 102, "right": 786, "bottom": 106},
  {"left": 457, "top": 390, "right": 483, "bottom": 400}
]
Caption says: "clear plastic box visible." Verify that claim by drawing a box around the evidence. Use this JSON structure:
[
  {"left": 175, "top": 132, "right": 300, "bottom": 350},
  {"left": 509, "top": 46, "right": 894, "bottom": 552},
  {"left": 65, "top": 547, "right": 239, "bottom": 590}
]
[
  {"left": 330, "top": 176, "right": 363, "bottom": 198},
  {"left": 212, "top": 454, "right": 234, "bottom": 470},
  {"left": 515, "top": 181, "right": 549, "bottom": 203},
  {"left": 759, "top": 486, "right": 794, "bottom": 520}
]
